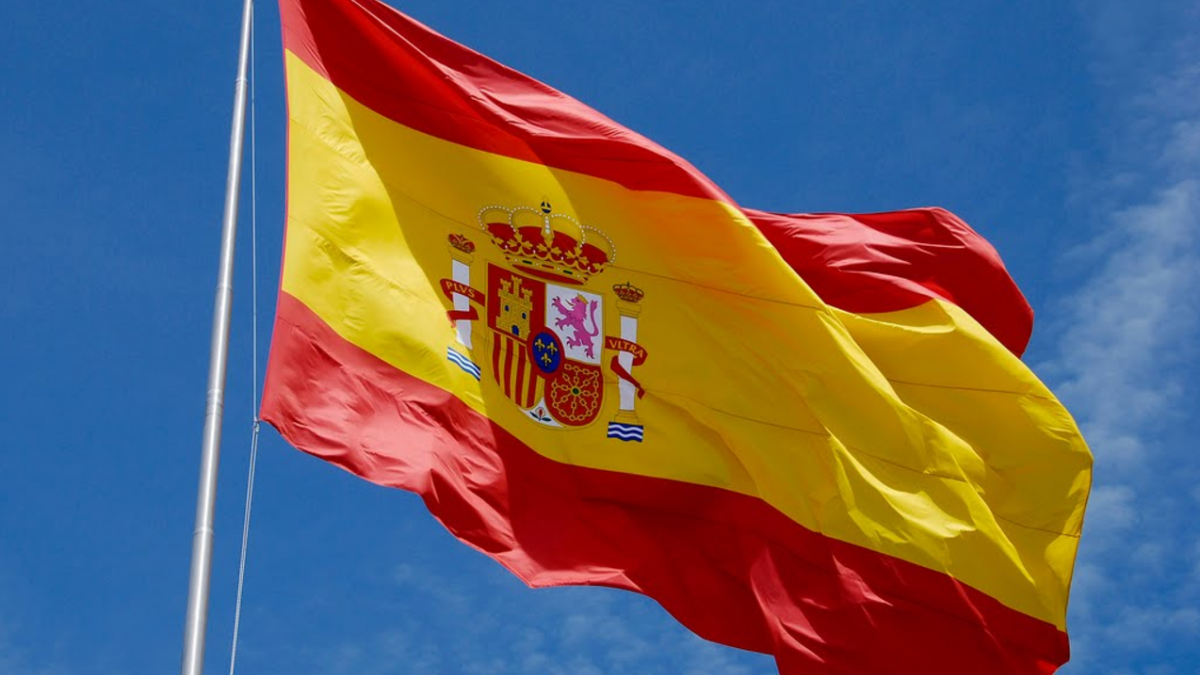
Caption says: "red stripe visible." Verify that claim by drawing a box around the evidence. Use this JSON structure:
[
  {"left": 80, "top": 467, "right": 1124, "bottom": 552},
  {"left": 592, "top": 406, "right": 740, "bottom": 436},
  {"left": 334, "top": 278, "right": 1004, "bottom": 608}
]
[
  {"left": 491, "top": 332, "right": 502, "bottom": 389},
  {"left": 743, "top": 208, "right": 1034, "bottom": 355},
  {"left": 524, "top": 364, "right": 538, "bottom": 409},
  {"left": 280, "top": 0, "right": 729, "bottom": 202},
  {"left": 262, "top": 291, "right": 1068, "bottom": 674},
  {"left": 524, "top": 359, "right": 538, "bottom": 409},
  {"left": 514, "top": 344, "right": 530, "bottom": 408},
  {"left": 502, "top": 336, "right": 516, "bottom": 399}
]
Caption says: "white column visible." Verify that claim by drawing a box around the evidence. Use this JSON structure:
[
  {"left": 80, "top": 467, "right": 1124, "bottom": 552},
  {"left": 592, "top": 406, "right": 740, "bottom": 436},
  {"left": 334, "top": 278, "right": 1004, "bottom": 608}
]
[
  {"left": 618, "top": 314, "right": 637, "bottom": 411},
  {"left": 451, "top": 258, "right": 473, "bottom": 349}
]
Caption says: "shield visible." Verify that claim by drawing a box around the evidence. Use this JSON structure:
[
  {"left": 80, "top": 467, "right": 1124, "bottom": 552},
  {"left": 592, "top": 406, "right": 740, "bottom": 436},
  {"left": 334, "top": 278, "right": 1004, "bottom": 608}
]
[{"left": 486, "top": 264, "right": 605, "bottom": 427}]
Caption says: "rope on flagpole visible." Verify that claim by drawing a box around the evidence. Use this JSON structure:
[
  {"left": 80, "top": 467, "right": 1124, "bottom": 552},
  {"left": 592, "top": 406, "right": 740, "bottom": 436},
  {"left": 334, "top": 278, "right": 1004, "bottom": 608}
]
[
  {"left": 228, "top": 2, "right": 260, "bottom": 672},
  {"left": 227, "top": 428, "right": 259, "bottom": 675}
]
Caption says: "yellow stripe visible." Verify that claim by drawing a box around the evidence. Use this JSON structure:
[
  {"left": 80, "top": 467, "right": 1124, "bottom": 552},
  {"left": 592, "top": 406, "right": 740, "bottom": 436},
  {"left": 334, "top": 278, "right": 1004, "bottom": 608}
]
[
  {"left": 280, "top": 51, "right": 1089, "bottom": 628},
  {"left": 835, "top": 301, "right": 1091, "bottom": 624}
]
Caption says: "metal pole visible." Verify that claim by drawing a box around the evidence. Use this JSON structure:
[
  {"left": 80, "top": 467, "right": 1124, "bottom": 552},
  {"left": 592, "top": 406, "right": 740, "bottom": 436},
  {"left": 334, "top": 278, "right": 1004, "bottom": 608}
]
[{"left": 180, "top": 0, "right": 254, "bottom": 672}]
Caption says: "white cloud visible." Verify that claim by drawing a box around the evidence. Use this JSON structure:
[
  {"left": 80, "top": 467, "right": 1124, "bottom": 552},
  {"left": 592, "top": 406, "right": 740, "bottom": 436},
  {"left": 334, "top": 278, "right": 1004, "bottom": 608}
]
[
  {"left": 1053, "top": 2, "right": 1200, "bottom": 672},
  {"left": 1085, "top": 485, "right": 1138, "bottom": 536},
  {"left": 1051, "top": 181, "right": 1199, "bottom": 469}
]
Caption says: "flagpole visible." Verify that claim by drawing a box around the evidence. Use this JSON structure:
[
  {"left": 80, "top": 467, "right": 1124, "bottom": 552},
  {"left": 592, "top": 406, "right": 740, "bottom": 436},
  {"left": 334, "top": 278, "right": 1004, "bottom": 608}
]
[{"left": 180, "top": 0, "right": 254, "bottom": 672}]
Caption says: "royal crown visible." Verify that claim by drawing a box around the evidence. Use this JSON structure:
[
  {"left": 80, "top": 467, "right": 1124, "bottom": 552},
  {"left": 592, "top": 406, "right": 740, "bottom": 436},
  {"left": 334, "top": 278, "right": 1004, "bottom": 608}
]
[
  {"left": 478, "top": 202, "right": 614, "bottom": 285},
  {"left": 447, "top": 233, "right": 476, "bottom": 254},
  {"left": 612, "top": 282, "right": 644, "bottom": 303}
]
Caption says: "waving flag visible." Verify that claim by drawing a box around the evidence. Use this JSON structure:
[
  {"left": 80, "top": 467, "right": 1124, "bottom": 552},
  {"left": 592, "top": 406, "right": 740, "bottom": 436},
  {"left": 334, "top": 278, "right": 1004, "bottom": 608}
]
[{"left": 261, "top": 0, "right": 1092, "bottom": 672}]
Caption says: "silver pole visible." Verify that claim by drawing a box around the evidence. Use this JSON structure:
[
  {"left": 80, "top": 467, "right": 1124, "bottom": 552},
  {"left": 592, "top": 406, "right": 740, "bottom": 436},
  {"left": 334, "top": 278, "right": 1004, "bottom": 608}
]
[{"left": 180, "top": 0, "right": 254, "bottom": 673}]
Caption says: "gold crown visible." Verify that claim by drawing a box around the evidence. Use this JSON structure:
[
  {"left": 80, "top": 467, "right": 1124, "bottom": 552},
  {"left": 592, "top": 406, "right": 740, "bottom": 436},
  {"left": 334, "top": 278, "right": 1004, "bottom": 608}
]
[
  {"left": 612, "top": 282, "right": 644, "bottom": 303},
  {"left": 478, "top": 202, "right": 614, "bottom": 285},
  {"left": 447, "top": 233, "right": 476, "bottom": 253}
]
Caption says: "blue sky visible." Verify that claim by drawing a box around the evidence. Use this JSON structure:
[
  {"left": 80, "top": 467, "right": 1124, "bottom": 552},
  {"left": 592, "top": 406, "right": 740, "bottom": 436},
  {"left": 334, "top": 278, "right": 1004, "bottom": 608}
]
[{"left": 2, "top": 0, "right": 1198, "bottom": 673}]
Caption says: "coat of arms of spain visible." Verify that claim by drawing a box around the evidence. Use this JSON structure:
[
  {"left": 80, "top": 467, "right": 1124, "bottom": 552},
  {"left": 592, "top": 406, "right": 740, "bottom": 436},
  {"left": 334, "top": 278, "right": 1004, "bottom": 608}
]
[{"left": 438, "top": 201, "right": 648, "bottom": 442}]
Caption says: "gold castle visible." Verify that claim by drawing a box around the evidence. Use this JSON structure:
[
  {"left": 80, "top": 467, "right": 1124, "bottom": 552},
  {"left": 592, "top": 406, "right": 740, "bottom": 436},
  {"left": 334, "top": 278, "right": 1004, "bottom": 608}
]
[{"left": 497, "top": 276, "right": 534, "bottom": 338}]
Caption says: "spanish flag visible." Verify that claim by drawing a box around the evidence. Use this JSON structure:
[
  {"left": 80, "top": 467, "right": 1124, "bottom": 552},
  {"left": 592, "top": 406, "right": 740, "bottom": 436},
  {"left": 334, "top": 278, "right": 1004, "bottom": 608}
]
[{"left": 261, "top": 0, "right": 1092, "bottom": 672}]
